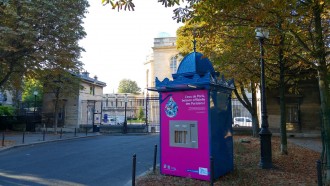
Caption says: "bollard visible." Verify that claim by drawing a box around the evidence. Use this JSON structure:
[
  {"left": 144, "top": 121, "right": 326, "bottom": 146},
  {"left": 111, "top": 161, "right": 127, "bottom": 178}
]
[
  {"left": 85, "top": 127, "right": 88, "bottom": 136},
  {"left": 153, "top": 144, "right": 157, "bottom": 173},
  {"left": 210, "top": 156, "right": 214, "bottom": 186},
  {"left": 2, "top": 132, "right": 5, "bottom": 146},
  {"left": 317, "top": 160, "right": 322, "bottom": 186},
  {"left": 132, "top": 154, "right": 136, "bottom": 186},
  {"left": 22, "top": 131, "right": 25, "bottom": 144},
  {"left": 43, "top": 130, "right": 45, "bottom": 141},
  {"left": 74, "top": 128, "right": 77, "bottom": 137},
  {"left": 60, "top": 128, "right": 63, "bottom": 139}
]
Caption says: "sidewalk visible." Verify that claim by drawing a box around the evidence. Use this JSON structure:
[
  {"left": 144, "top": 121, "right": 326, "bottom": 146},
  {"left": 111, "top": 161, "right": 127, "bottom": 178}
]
[
  {"left": 288, "top": 137, "right": 323, "bottom": 153},
  {"left": 0, "top": 131, "right": 101, "bottom": 151},
  {"left": 0, "top": 130, "right": 322, "bottom": 154}
]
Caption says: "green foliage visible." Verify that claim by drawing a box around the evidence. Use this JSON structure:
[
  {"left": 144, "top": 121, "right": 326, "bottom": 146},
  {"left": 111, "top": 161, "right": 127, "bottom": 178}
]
[
  {"left": 118, "top": 79, "right": 141, "bottom": 94},
  {"left": 0, "top": 106, "right": 15, "bottom": 116},
  {"left": 0, "top": 0, "right": 88, "bottom": 89},
  {"left": 101, "top": 0, "right": 199, "bottom": 22},
  {"left": 138, "top": 107, "right": 144, "bottom": 120},
  {"left": 101, "top": 0, "right": 135, "bottom": 11},
  {"left": 22, "top": 78, "right": 43, "bottom": 103},
  {"left": 41, "top": 69, "right": 82, "bottom": 99}
]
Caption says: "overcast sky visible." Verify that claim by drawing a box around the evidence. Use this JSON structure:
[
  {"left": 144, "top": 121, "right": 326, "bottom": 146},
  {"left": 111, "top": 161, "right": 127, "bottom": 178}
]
[{"left": 79, "top": 0, "right": 183, "bottom": 93}]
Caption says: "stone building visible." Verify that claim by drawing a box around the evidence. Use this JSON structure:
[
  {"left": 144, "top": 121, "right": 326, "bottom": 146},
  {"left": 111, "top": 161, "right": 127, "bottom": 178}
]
[
  {"left": 266, "top": 78, "right": 321, "bottom": 132},
  {"left": 144, "top": 33, "right": 181, "bottom": 124},
  {"left": 42, "top": 71, "right": 106, "bottom": 130}
]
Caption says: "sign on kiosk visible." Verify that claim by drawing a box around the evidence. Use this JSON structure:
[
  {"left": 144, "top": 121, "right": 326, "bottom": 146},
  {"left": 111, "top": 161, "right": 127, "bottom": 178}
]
[{"left": 161, "top": 90, "right": 210, "bottom": 180}]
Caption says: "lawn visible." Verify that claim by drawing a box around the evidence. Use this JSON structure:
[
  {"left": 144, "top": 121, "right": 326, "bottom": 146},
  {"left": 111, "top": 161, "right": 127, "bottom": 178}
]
[{"left": 137, "top": 135, "right": 320, "bottom": 186}]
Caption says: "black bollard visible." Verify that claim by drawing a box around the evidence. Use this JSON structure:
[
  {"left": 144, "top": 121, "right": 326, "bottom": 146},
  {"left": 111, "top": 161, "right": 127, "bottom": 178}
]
[
  {"left": 85, "top": 127, "right": 88, "bottom": 136},
  {"left": 60, "top": 128, "right": 63, "bottom": 139},
  {"left": 22, "top": 131, "right": 25, "bottom": 144},
  {"left": 153, "top": 144, "right": 157, "bottom": 173},
  {"left": 43, "top": 130, "right": 45, "bottom": 141},
  {"left": 210, "top": 156, "right": 214, "bottom": 186},
  {"left": 2, "top": 132, "right": 5, "bottom": 146},
  {"left": 132, "top": 154, "right": 136, "bottom": 186},
  {"left": 74, "top": 128, "right": 77, "bottom": 137},
  {"left": 317, "top": 160, "right": 322, "bottom": 186}
]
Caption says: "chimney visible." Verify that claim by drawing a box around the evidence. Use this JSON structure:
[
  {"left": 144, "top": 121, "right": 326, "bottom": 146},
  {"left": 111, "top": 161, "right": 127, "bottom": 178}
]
[{"left": 82, "top": 71, "right": 90, "bottom": 78}]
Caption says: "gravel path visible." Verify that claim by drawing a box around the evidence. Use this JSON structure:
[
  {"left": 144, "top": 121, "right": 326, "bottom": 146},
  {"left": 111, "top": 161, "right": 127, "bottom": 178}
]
[{"left": 288, "top": 138, "right": 322, "bottom": 153}]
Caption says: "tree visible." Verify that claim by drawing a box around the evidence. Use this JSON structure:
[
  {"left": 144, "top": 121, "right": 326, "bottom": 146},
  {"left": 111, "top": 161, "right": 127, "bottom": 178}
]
[
  {"left": 288, "top": 0, "right": 330, "bottom": 180},
  {"left": 0, "top": 0, "right": 88, "bottom": 89},
  {"left": 41, "top": 69, "right": 82, "bottom": 133},
  {"left": 118, "top": 79, "right": 141, "bottom": 94},
  {"left": 138, "top": 107, "right": 144, "bottom": 121},
  {"left": 22, "top": 78, "right": 43, "bottom": 103},
  {"left": 103, "top": 0, "right": 329, "bottom": 177}
]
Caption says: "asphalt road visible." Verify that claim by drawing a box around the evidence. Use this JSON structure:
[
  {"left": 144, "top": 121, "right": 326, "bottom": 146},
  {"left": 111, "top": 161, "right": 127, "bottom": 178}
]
[{"left": 0, "top": 134, "right": 160, "bottom": 186}]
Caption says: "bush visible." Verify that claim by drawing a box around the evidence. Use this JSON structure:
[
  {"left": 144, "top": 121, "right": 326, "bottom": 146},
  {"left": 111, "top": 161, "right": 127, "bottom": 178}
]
[
  {"left": 138, "top": 107, "right": 145, "bottom": 120},
  {"left": 0, "top": 106, "right": 15, "bottom": 116}
]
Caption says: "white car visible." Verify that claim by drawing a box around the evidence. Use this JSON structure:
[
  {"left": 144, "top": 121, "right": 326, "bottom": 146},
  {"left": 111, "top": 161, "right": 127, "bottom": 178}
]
[
  {"left": 233, "top": 117, "right": 252, "bottom": 127},
  {"left": 102, "top": 118, "right": 117, "bottom": 125}
]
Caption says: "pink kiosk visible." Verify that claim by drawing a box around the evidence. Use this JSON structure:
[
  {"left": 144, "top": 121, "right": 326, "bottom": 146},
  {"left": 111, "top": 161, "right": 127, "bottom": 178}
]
[{"left": 150, "top": 50, "right": 235, "bottom": 181}]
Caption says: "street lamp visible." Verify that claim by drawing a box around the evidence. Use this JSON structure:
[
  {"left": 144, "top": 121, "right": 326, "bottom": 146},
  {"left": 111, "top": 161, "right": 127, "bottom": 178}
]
[
  {"left": 33, "top": 91, "right": 38, "bottom": 117},
  {"left": 123, "top": 94, "right": 128, "bottom": 134},
  {"left": 255, "top": 27, "right": 272, "bottom": 169}
]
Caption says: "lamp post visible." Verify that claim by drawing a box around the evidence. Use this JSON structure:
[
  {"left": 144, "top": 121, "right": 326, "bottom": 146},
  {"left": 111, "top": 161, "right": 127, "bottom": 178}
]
[
  {"left": 115, "top": 93, "right": 118, "bottom": 123},
  {"left": 145, "top": 92, "right": 149, "bottom": 132},
  {"left": 123, "top": 94, "right": 128, "bottom": 134},
  {"left": 33, "top": 91, "right": 38, "bottom": 117},
  {"left": 255, "top": 27, "right": 272, "bottom": 169}
]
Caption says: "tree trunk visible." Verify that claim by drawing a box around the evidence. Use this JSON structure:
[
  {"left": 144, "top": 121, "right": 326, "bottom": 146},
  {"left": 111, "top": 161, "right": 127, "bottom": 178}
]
[
  {"left": 312, "top": 1, "right": 330, "bottom": 182},
  {"left": 278, "top": 19, "right": 288, "bottom": 155},
  {"left": 54, "top": 90, "right": 60, "bottom": 134},
  {"left": 233, "top": 81, "right": 259, "bottom": 137},
  {"left": 251, "top": 82, "right": 260, "bottom": 137}
]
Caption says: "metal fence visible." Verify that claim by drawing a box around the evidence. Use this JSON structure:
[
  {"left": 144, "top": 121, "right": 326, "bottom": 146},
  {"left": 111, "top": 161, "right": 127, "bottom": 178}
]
[{"left": 2, "top": 96, "right": 252, "bottom": 133}]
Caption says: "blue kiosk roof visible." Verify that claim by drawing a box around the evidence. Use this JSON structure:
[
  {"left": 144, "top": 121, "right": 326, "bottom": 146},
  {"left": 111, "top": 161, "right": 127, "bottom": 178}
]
[
  {"left": 172, "top": 52, "right": 216, "bottom": 79},
  {"left": 152, "top": 51, "right": 234, "bottom": 92}
]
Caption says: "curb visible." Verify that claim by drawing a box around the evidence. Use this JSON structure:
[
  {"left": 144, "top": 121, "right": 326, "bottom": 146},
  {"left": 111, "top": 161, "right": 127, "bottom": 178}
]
[{"left": 0, "top": 133, "right": 103, "bottom": 152}]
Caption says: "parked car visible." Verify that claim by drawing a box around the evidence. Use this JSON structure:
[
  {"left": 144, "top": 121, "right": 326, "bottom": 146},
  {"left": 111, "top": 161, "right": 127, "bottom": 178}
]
[
  {"left": 115, "top": 116, "right": 125, "bottom": 125},
  {"left": 102, "top": 118, "right": 117, "bottom": 125},
  {"left": 233, "top": 117, "right": 252, "bottom": 127}
]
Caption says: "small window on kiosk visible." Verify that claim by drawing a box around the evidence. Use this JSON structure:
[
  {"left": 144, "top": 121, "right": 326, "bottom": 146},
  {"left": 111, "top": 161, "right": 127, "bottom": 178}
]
[
  {"left": 170, "top": 120, "right": 198, "bottom": 148},
  {"left": 174, "top": 131, "right": 187, "bottom": 144}
]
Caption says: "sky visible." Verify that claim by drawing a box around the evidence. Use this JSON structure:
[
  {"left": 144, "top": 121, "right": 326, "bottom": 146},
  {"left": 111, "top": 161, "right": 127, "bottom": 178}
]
[{"left": 79, "top": 0, "right": 183, "bottom": 94}]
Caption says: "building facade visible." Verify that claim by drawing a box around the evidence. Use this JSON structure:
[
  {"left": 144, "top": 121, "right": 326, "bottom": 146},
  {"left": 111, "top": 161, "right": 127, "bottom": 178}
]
[
  {"left": 42, "top": 71, "right": 106, "bottom": 129},
  {"left": 144, "top": 34, "right": 181, "bottom": 124},
  {"left": 266, "top": 78, "right": 321, "bottom": 132}
]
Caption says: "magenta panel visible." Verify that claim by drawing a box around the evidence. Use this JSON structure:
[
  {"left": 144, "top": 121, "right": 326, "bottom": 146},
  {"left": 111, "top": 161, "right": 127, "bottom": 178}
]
[{"left": 160, "top": 89, "right": 210, "bottom": 181}]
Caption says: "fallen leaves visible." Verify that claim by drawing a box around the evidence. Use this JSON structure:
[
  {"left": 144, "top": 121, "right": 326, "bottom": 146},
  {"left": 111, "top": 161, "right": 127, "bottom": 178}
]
[{"left": 137, "top": 135, "right": 320, "bottom": 186}]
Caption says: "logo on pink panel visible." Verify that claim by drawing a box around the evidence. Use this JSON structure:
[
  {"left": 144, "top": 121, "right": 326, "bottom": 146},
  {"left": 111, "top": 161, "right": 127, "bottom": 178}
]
[{"left": 165, "top": 97, "right": 178, "bottom": 118}]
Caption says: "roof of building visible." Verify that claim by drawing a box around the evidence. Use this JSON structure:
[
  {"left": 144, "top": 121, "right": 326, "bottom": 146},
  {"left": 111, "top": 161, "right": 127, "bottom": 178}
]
[
  {"left": 80, "top": 71, "right": 106, "bottom": 87},
  {"left": 156, "top": 32, "right": 171, "bottom": 38}
]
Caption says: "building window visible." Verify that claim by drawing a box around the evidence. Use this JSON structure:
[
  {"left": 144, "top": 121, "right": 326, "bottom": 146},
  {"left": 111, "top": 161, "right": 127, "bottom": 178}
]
[
  {"left": 90, "top": 86, "right": 95, "bottom": 95},
  {"left": 286, "top": 104, "right": 299, "bottom": 123},
  {"left": 146, "top": 69, "right": 149, "bottom": 88},
  {"left": 170, "top": 57, "right": 177, "bottom": 74}
]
